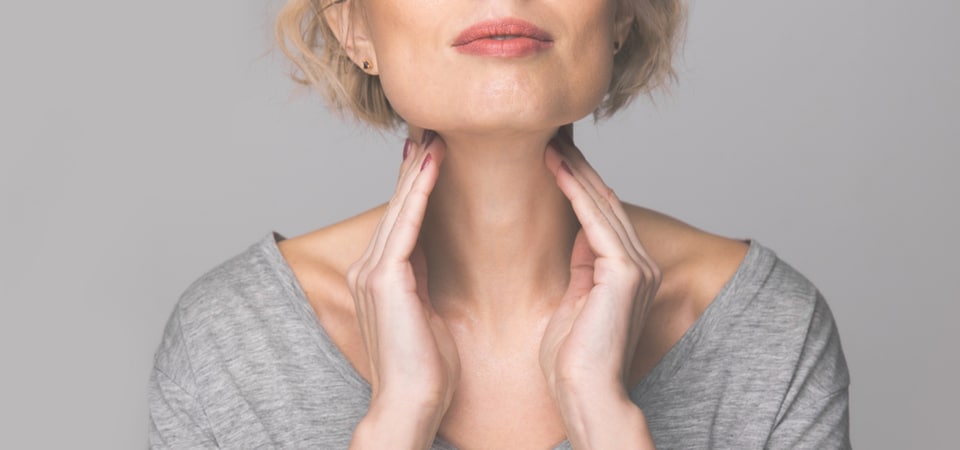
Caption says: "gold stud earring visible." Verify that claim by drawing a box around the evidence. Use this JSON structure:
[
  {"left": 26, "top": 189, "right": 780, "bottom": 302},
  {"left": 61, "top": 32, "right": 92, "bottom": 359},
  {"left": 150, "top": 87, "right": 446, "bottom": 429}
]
[{"left": 362, "top": 60, "right": 371, "bottom": 70}]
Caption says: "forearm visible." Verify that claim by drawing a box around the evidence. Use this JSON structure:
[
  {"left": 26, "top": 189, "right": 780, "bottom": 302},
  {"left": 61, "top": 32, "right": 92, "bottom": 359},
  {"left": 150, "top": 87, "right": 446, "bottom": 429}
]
[{"left": 557, "top": 383, "right": 656, "bottom": 450}]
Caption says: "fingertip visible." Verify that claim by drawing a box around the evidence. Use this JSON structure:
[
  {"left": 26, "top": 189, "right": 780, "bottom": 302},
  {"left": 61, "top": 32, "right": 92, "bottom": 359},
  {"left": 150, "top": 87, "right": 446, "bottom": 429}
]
[
  {"left": 543, "top": 141, "right": 565, "bottom": 172},
  {"left": 420, "top": 152, "right": 433, "bottom": 171},
  {"left": 421, "top": 129, "right": 437, "bottom": 147},
  {"left": 402, "top": 138, "right": 412, "bottom": 161},
  {"left": 431, "top": 134, "right": 448, "bottom": 159},
  {"left": 420, "top": 131, "right": 448, "bottom": 165}
]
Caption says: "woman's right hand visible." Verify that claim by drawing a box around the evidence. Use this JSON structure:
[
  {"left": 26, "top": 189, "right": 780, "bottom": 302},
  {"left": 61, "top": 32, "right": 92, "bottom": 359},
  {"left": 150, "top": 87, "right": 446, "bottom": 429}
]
[{"left": 346, "top": 132, "right": 459, "bottom": 449}]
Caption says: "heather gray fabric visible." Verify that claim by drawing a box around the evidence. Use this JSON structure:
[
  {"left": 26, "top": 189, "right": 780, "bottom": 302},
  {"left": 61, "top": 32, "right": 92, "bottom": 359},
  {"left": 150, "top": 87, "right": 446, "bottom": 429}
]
[{"left": 149, "top": 232, "right": 850, "bottom": 449}]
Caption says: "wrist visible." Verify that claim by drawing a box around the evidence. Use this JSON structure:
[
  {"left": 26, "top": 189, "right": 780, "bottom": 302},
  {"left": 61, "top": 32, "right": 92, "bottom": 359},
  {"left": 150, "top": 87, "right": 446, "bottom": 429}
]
[
  {"left": 556, "top": 382, "right": 654, "bottom": 450},
  {"left": 554, "top": 375, "right": 628, "bottom": 412},
  {"left": 350, "top": 397, "right": 445, "bottom": 450}
]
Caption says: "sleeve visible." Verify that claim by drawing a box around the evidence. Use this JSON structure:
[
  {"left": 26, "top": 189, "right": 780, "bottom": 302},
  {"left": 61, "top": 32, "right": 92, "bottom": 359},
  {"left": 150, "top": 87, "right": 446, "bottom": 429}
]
[
  {"left": 766, "top": 292, "right": 851, "bottom": 449},
  {"left": 149, "top": 368, "right": 218, "bottom": 449},
  {"left": 766, "top": 388, "right": 850, "bottom": 449},
  {"left": 148, "top": 305, "right": 218, "bottom": 449}
]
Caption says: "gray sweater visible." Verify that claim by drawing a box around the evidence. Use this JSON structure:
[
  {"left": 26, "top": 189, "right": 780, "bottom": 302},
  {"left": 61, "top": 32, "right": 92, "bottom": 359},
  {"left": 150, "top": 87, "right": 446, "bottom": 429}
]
[{"left": 149, "top": 232, "right": 850, "bottom": 449}]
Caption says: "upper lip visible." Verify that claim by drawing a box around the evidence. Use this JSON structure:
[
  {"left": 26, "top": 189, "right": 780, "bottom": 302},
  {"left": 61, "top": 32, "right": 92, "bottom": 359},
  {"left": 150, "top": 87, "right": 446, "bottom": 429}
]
[{"left": 452, "top": 18, "right": 554, "bottom": 46}]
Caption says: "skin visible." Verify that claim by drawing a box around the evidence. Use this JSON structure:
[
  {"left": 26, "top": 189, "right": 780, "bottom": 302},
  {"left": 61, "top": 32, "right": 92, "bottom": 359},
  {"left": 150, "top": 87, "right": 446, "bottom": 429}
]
[{"left": 280, "top": 0, "right": 750, "bottom": 448}]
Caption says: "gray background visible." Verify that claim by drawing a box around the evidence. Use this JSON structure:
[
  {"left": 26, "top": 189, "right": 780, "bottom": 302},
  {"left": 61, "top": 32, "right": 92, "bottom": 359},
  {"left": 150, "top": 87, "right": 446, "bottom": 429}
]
[{"left": 1, "top": 0, "right": 957, "bottom": 448}]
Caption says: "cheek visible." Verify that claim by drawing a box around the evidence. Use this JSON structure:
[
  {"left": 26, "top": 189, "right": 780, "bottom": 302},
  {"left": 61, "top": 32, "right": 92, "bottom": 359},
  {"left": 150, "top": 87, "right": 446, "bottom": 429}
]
[
  {"left": 561, "top": 2, "right": 619, "bottom": 106},
  {"left": 562, "top": 39, "right": 616, "bottom": 115},
  {"left": 364, "top": 7, "right": 450, "bottom": 126},
  {"left": 376, "top": 54, "right": 451, "bottom": 128}
]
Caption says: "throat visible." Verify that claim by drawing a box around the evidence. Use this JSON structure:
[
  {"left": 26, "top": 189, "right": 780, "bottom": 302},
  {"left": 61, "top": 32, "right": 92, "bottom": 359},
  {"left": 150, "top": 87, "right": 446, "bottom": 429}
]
[{"left": 414, "top": 128, "right": 579, "bottom": 323}]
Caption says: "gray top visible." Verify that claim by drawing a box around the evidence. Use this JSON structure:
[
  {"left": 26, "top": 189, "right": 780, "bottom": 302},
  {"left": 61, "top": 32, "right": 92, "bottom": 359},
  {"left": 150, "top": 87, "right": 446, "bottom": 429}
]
[{"left": 149, "top": 232, "right": 850, "bottom": 449}]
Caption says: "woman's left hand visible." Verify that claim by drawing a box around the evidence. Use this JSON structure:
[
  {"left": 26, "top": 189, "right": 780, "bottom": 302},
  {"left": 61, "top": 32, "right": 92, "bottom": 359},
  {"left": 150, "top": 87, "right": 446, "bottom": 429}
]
[{"left": 539, "top": 126, "right": 661, "bottom": 448}]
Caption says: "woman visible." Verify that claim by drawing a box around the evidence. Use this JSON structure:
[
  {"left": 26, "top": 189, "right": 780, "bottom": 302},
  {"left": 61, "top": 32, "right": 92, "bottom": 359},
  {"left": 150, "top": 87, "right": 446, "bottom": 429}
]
[{"left": 149, "top": 0, "right": 850, "bottom": 448}]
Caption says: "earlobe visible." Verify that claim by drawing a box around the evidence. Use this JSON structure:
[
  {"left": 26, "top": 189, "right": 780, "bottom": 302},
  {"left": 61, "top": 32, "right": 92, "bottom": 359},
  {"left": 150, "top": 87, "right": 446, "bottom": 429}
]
[{"left": 322, "top": 0, "right": 379, "bottom": 74}]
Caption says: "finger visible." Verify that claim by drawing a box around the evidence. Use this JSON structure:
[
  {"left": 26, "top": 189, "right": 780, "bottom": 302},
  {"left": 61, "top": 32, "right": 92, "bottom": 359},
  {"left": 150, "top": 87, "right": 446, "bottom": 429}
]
[
  {"left": 549, "top": 148, "right": 631, "bottom": 263},
  {"left": 548, "top": 140, "right": 648, "bottom": 266},
  {"left": 370, "top": 135, "right": 441, "bottom": 263},
  {"left": 379, "top": 141, "right": 445, "bottom": 265},
  {"left": 555, "top": 141, "right": 658, "bottom": 282},
  {"left": 396, "top": 133, "right": 432, "bottom": 181},
  {"left": 549, "top": 140, "right": 658, "bottom": 329},
  {"left": 355, "top": 137, "right": 428, "bottom": 270},
  {"left": 566, "top": 229, "right": 596, "bottom": 300},
  {"left": 351, "top": 137, "right": 437, "bottom": 353},
  {"left": 410, "top": 244, "right": 434, "bottom": 310},
  {"left": 546, "top": 143, "right": 634, "bottom": 262},
  {"left": 552, "top": 142, "right": 658, "bottom": 365},
  {"left": 549, "top": 135, "right": 658, "bottom": 382},
  {"left": 546, "top": 140, "right": 634, "bottom": 254}
]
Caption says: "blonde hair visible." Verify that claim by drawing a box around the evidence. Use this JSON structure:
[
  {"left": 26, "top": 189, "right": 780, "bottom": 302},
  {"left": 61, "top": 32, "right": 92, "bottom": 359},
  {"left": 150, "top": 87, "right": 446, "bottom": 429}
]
[{"left": 276, "top": 0, "right": 686, "bottom": 128}]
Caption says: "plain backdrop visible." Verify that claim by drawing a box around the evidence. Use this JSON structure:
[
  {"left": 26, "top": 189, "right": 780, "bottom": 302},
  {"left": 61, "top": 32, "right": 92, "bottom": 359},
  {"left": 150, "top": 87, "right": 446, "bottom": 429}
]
[{"left": 1, "top": 0, "right": 957, "bottom": 448}]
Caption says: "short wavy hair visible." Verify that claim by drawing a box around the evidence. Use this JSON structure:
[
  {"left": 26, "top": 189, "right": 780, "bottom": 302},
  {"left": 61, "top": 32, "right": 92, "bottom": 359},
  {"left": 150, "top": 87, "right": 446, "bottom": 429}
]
[{"left": 276, "top": 0, "right": 686, "bottom": 128}]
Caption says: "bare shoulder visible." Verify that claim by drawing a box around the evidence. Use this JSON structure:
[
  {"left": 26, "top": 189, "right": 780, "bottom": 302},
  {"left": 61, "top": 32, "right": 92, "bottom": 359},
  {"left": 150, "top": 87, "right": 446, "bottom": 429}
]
[
  {"left": 622, "top": 203, "right": 751, "bottom": 311},
  {"left": 275, "top": 206, "right": 387, "bottom": 383},
  {"left": 277, "top": 205, "right": 386, "bottom": 313}
]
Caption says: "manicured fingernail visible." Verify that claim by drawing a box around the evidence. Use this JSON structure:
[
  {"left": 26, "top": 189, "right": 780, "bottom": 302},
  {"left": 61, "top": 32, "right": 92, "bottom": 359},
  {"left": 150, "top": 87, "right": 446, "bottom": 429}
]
[
  {"left": 402, "top": 138, "right": 412, "bottom": 160},
  {"left": 560, "top": 160, "right": 573, "bottom": 175},
  {"left": 421, "top": 153, "right": 433, "bottom": 171},
  {"left": 421, "top": 130, "right": 437, "bottom": 148}
]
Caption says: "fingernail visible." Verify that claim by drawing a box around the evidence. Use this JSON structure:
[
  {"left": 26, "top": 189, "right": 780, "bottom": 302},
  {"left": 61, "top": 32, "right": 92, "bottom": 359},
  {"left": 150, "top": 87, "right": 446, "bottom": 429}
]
[
  {"left": 402, "top": 138, "right": 412, "bottom": 160},
  {"left": 421, "top": 153, "right": 433, "bottom": 171},
  {"left": 560, "top": 160, "right": 573, "bottom": 175},
  {"left": 421, "top": 130, "right": 437, "bottom": 148}
]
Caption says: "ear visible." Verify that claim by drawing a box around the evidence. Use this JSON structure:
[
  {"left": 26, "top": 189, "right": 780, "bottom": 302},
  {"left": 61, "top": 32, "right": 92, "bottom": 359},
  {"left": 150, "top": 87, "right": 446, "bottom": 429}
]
[
  {"left": 612, "top": 5, "right": 635, "bottom": 54},
  {"left": 323, "top": 0, "right": 379, "bottom": 74}
]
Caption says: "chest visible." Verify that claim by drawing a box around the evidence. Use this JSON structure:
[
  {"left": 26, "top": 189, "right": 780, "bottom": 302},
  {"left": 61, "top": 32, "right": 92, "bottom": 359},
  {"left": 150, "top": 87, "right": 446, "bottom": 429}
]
[
  {"left": 318, "top": 298, "right": 570, "bottom": 447},
  {"left": 435, "top": 334, "right": 569, "bottom": 449},
  {"left": 314, "top": 308, "right": 687, "bottom": 449},
  {"left": 306, "top": 278, "right": 700, "bottom": 447}
]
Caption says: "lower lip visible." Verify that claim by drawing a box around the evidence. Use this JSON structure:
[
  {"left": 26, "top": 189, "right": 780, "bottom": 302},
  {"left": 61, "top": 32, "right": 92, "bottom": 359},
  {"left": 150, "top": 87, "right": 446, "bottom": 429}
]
[{"left": 454, "top": 37, "right": 553, "bottom": 57}]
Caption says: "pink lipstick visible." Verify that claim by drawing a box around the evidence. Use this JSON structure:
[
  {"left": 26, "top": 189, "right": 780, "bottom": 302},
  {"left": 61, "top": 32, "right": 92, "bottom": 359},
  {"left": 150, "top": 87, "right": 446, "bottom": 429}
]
[{"left": 452, "top": 18, "right": 554, "bottom": 57}]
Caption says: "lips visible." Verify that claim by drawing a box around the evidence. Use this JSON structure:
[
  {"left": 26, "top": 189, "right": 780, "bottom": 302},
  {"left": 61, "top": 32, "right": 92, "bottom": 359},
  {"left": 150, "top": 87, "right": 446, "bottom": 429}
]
[{"left": 452, "top": 18, "right": 554, "bottom": 57}]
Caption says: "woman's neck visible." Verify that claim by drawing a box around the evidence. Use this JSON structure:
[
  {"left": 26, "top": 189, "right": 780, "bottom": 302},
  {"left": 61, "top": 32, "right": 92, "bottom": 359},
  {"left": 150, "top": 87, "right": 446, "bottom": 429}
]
[{"left": 415, "top": 128, "right": 580, "bottom": 330}]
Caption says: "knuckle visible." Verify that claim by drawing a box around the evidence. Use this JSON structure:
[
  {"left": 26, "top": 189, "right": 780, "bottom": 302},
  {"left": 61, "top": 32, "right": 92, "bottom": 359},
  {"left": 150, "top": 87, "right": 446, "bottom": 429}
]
[
  {"left": 649, "top": 262, "right": 663, "bottom": 284},
  {"left": 639, "top": 260, "right": 662, "bottom": 290},
  {"left": 602, "top": 185, "right": 617, "bottom": 202},
  {"left": 345, "top": 261, "right": 362, "bottom": 282},
  {"left": 386, "top": 197, "right": 400, "bottom": 212},
  {"left": 358, "top": 265, "right": 376, "bottom": 291},
  {"left": 346, "top": 262, "right": 366, "bottom": 293},
  {"left": 614, "top": 254, "right": 639, "bottom": 269},
  {"left": 625, "top": 265, "right": 643, "bottom": 285},
  {"left": 366, "top": 266, "right": 393, "bottom": 296}
]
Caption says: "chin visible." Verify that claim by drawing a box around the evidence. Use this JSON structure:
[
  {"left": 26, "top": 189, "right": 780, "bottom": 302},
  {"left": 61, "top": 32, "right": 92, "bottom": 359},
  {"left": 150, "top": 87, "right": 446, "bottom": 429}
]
[
  {"left": 396, "top": 91, "right": 603, "bottom": 135},
  {"left": 382, "top": 62, "right": 608, "bottom": 134}
]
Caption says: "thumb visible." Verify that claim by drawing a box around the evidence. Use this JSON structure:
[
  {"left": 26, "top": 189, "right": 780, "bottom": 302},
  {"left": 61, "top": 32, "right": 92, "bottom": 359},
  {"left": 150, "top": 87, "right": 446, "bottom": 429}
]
[
  {"left": 410, "top": 244, "right": 434, "bottom": 307},
  {"left": 566, "top": 229, "right": 595, "bottom": 299}
]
